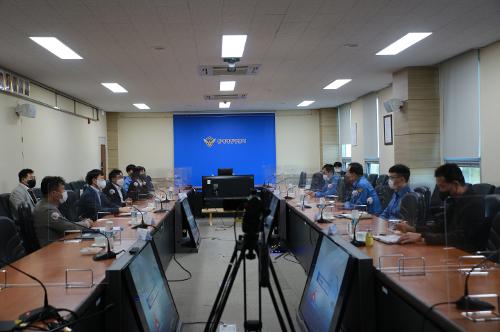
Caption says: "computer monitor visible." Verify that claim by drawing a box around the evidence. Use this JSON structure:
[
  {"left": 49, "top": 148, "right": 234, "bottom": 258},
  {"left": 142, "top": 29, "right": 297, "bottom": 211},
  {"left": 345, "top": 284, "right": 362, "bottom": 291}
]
[
  {"left": 217, "top": 168, "right": 233, "bottom": 176},
  {"left": 181, "top": 197, "right": 201, "bottom": 248},
  {"left": 262, "top": 195, "right": 279, "bottom": 245},
  {"left": 124, "top": 242, "right": 181, "bottom": 332},
  {"left": 202, "top": 175, "right": 254, "bottom": 200},
  {"left": 297, "top": 234, "right": 355, "bottom": 332},
  {"left": 151, "top": 210, "right": 175, "bottom": 272}
]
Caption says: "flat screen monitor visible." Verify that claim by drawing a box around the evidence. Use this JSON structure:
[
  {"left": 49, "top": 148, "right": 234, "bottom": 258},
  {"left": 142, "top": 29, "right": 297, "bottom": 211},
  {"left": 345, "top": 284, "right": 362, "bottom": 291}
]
[
  {"left": 298, "top": 235, "right": 355, "bottom": 332},
  {"left": 151, "top": 211, "right": 174, "bottom": 272},
  {"left": 217, "top": 168, "right": 233, "bottom": 176},
  {"left": 202, "top": 175, "right": 254, "bottom": 200},
  {"left": 124, "top": 242, "right": 181, "bottom": 332},
  {"left": 262, "top": 195, "right": 279, "bottom": 244},
  {"left": 181, "top": 197, "right": 201, "bottom": 248}
]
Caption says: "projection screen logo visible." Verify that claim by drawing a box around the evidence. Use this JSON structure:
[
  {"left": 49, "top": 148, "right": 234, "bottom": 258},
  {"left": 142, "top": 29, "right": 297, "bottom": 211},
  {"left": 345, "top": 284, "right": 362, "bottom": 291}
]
[{"left": 203, "top": 136, "right": 247, "bottom": 148}]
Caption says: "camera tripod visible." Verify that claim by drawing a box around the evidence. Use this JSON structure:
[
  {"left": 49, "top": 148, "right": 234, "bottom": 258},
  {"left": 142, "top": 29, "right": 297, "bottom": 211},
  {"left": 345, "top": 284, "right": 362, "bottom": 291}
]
[{"left": 204, "top": 231, "right": 296, "bottom": 332}]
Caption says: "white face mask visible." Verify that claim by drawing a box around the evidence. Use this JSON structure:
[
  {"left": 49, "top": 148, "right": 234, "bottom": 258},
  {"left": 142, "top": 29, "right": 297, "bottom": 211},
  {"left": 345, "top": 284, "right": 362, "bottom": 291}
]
[
  {"left": 97, "top": 179, "right": 107, "bottom": 190},
  {"left": 59, "top": 190, "right": 68, "bottom": 204},
  {"left": 116, "top": 178, "right": 124, "bottom": 187},
  {"left": 388, "top": 179, "right": 396, "bottom": 190},
  {"left": 334, "top": 168, "right": 341, "bottom": 173},
  {"left": 323, "top": 174, "right": 330, "bottom": 181}
]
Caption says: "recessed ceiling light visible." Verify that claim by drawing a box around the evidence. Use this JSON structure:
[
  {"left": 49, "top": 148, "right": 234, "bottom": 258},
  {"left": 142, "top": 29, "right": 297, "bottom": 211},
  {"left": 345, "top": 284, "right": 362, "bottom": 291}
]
[
  {"left": 153, "top": 46, "right": 165, "bottom": 50},
  {"left": 222, "top": 35, "right": 247, "bottom": 58},
  {"left": 29, "top": 37, "right": 82, "bottom": 59},
  {"left": 376, "top": 32, "right": 432, "bottom": 55},
  {"left": 297, "top": 100, "right": 315, "bottom": 107},
  {"left": 133, "top": 103, "right": 150, "bottom": 110},
  {"left": 323, "top": 79, "right": 352, "bottom": 90},
  {"left": 343, "top": 43, "right": 358, "bottom": 48},
  {"left": 219, "top": 101, "right": 231, "bottom": 109},
  {"left": 101, "top": 83, "right": 128, "bottom": 93},
  {"left": 220, "top": 81, "right": 236, "bottom": 91}
]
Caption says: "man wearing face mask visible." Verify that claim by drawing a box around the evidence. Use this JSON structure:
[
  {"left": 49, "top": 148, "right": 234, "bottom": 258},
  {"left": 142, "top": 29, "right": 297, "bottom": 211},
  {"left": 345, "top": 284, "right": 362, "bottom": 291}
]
[
  {"left": 137, "top": 166, "right": 154, "bottom": 192},
  {"left": 397, "top": 164, "right": 487, "bottom": 251},
  {"left": 307, "top": 164, "right": 339, "bottom": 198},
  {"left": 33, "top": 176, "right": 93, "bottom": 247},
  {"left": 344, "top": 162, "right": 382, "bottom": 215},
  {"left": 9, "top": 168, "right": 38, "bottom": 221},
  {"left": 122, "top": 164, "right": 136, "bottom": 194},
  {"left": 103, "top": 169, "right": 132, "bottom": 206},
  {"left": 78, "top": 169, "right": 131, "bottom": 220},
  {"left": 379, "top": 164, "right": 413, "bottom": 220},
  {"left": 333, "top": 162, "right": 345, "bottom": 176}
]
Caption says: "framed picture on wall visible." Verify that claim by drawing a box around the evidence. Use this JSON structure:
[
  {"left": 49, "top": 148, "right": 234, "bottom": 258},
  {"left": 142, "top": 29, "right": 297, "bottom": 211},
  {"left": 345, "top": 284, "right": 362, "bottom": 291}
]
[
  {"left": 0, "top": 71, "right": 4, "bottom": 90},
  {"left": 384, "top": 114, "right": 393, "bottom": 145}
]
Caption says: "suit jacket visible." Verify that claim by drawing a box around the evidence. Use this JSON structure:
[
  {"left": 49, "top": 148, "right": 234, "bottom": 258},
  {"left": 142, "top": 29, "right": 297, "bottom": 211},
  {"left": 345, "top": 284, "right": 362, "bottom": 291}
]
[
  {"left": 103, "top": 181, "right": 125, "bottom": 207},
  {"left": 9, "top": 183, "right": 37, "bottom": 220},
  {"left": 77, "top": 186, "right": 120, "bottom": 220}
]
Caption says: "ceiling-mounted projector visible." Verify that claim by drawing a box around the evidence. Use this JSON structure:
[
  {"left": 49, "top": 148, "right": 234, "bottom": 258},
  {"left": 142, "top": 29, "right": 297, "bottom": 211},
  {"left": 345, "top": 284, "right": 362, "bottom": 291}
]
[
  {"left": 15, "top": 103, "right": 37, "bottom": 118},
  {"left": 383, "top": 98, "right": 404, "bottom": 113}
]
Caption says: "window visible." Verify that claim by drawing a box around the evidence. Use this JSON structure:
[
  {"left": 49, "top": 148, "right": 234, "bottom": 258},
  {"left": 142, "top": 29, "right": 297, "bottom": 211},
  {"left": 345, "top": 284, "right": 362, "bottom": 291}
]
[
  {"left": 341, "top": 144, "right": 352, "bottom": 158},
  {"left": 444, "top": 159, "right": 481, "bottom": 184},
  {"left": 365, "top": 160, "right": 380, "bottom": 175}
]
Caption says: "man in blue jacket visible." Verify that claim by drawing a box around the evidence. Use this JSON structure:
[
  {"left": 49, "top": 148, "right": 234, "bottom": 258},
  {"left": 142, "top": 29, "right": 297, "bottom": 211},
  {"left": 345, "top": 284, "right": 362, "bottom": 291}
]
[
  {"left": 344, "top": 162, "right": 382, "bottom": 215},
  {"left": 379, "top": 164, "right": 413, "bottom": 220},
  {"left": 308, "top": 164, "right": 340, "bottom": 198},
  {"left": 78, "top": 169, "right": 130, "bottom": 220}
]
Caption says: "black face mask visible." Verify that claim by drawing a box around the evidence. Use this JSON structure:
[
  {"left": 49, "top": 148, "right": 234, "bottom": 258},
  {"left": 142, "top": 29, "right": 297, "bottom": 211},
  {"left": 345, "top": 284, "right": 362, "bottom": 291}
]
[
  {"left": 27, "top": 179, "right": 36, "bottom": 189},
  {"left": 439, "top": 191, "right": 450, "bottom": 201}
]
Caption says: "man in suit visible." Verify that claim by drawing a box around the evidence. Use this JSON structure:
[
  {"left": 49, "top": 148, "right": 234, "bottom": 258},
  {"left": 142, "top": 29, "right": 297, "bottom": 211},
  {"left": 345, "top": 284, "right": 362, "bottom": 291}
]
[
  {"left": 9, "top": 168, "right": 38, "bottom": 221},
  {"left": 122, "top": 164, "right": 136, "bottom": 194},
  {"left": 78, "top": 169, "right": 130, "bottom": 220},
  {"left": 344, "top": 162, "right": 382, "bottom": 215},
  {"left": 33, "top": 176, "right": 93, "bottom": 247},
  {"left": 103, "top": 169, "right": 131, "bottom": 207}
]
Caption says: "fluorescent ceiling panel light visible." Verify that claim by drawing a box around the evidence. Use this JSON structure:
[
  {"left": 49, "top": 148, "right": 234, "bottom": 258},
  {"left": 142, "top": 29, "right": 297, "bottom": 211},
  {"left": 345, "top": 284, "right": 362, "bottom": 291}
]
[
  {"left": 101, "top": 83, "right": 128, "bottom": 93},
  {"left": 297, "top": 100, "right": 315, "bottom": 107},
  {"left": 220, "top": 81, "right": 236, "bottom": 91},
  {"left": 221, "top": 35, "right": 247, "bottom": 58},
  {"left": 219, "top": 101, "right": 231, "bottom": 109},
  {"left": 376, "top": 32, "right": 432, "bottom": 55},
  {"left": 29, "top": 37, "right": 82, "bottom": 59},
  {"left": 323, "top": 79, "right": 352, "bottom": 90},
  {"left": 133, "top": 103, "right": 150, "bottom": 110}
]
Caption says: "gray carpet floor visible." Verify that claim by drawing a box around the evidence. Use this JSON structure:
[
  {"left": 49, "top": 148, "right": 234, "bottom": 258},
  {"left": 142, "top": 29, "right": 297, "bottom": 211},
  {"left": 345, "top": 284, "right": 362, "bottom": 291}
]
[{"left": 166, "top": 217, "right": 308, "bottom": 332}]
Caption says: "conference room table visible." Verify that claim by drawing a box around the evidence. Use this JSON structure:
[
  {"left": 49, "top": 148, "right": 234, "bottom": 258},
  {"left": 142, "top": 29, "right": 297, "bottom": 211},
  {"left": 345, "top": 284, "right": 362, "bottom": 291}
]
[
  {"left": 0, "top": 197, "right": 176, "bottom": 330},
  {"left": 282, "top": 193, "right": 500, "bottom": 332}
]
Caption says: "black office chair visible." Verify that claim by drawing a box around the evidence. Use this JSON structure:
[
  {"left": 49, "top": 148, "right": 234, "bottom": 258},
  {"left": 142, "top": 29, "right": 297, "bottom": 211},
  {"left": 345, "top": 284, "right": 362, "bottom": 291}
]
[
  {"left": 59, "top": 190, "right": 79, "bottom": 222},
  {"left": 69, "top": 181, "right": 86, "bottom": 198},
  {"left": 310, "top": 172, "right": 325, "bottom": 191},
  {"left": 485, "top": 195, "right": 500, "bottom": 222},
  {"left": 17, "top": 204, "right": 40, "bottom": 254},
  {"left": 298, "top": 172, "right": 307, "bottom": 188},
  {"left": 399, "top": 192, "right": 424, "bottom": 227},
  {"left": 376, "top": 174, "right": 389, "bottom": 187},
  {"left": 367, "top": 174, "right": 378, "bottom": 187},
  {"left": 0, "top": 217, "right": 26, "bottom": 266},
  {"left": 413, "top": 186, "right": 431, "bottom": 220},
  {"left": 495, "top": 187, "right": 500, "bottom": 195},
  {"left": 0, "top": 193, "right": 12, "bottom": 219},
  {"left": 375, "top": 185, "right": 393, "bottom": 210},
  {"left": 472, "top": 183, "right": 496, "bottom": 195},
  {"left": 486, "top": 213, "right": 500, "bottom": 258}
]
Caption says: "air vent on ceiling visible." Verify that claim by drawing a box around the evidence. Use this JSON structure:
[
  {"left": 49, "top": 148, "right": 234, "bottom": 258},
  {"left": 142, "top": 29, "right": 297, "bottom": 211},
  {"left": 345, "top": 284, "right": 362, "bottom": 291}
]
[
  {"left": 199, "top": 64, "right": 261, "bottom": 76},
  {"left": 203, "top": 94, "right": 247, "bottom": 101}
]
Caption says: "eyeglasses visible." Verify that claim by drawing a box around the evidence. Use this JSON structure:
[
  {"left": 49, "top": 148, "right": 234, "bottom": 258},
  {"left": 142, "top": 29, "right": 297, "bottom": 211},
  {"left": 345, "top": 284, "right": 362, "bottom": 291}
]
[{"left": 388, "top": 175, "right": 402, "bottom": 180}]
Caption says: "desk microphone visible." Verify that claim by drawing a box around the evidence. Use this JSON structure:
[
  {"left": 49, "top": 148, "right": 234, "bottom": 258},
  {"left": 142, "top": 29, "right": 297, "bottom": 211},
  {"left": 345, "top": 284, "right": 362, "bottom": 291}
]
[
  {"left": 69, "top": 218, "right": 117, "bottom": 261},
  {"left": 284, "top": 185, "right": 297, "bottom": 200},
  {"left": 153, "top": 192, "right": 168, "bottom": 213},
  {"left": 130, "top": 206, "right": 157, "bottom": 230},
  {"left": 455, "top": 249, "right": 499, "bottom": 311},
  {"left": 350, "top": 217, "right": 365, "bottom": 247},
  {"left": 156, "top": 189, "right": 169, "bottom": 203},
  {"left": 0, "top": 258, "right": 60, "bottom": 324},
  {"left": 317, "top": 203, "right": 333, "bottom": 224}
]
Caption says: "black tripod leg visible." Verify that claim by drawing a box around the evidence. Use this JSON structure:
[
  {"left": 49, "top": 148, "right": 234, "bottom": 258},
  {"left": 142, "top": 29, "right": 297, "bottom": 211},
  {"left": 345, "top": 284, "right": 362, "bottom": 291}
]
[
  {"left": 267, "top": 282, "right": 288, "bottom": 331},
  {"left": 269, "top": 257, "right": 296, "bottom": 332},
  {"left": 207, "top": 249, "right": 247, "bottom": 332},
  {"left": 205, "top": 246, "right": 239, "bottom": 332}
]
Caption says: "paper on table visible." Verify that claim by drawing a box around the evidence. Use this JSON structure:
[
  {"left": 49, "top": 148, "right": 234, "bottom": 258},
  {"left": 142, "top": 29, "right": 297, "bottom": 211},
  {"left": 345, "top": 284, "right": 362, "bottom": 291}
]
[{"left": 373, "top": 234, "right": 400, "bottom": 244}]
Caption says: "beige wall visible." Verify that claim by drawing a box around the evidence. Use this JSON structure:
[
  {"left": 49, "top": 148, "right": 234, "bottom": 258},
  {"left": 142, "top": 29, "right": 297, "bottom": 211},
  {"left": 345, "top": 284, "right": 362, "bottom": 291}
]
[
  {"left": 350, "top": 99, "right": 364, "bottom": 163},
  {"left": 0, "top": 92, "right": 107, "bottom": 193},
  {"left": 480, "top": 40, "right": 500, "bottom": 185},
  {"left": 377, "top": 86, "right": 395, "bottom": 173}
]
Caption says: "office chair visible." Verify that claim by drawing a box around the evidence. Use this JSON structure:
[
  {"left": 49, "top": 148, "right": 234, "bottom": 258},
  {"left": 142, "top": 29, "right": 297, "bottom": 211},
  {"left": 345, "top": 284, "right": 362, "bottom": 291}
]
[
  {"left": 399, "top": 192, "right": 424, "bottom": 227},
  {"left": 376, "top": 174, "right": 389, "bottom": 187},
  {"left": 298, "top": 172, "right": 307, "bottom": 188},
  {"left": 486, "top": 212, "right": 500, "bottom": 257},
  {"left": 375, "top": 185, "right": 393, "bottom": 210},
  {"left": 413, "top": 186, "right": 431, "bottom": 220},
  {"left": 472, "top": 183, "right": 496, "bottom": 195},
  {"left": 485, "top": 195, "right": 500, "bottom": 222},
  {"left": 310, "top": 172, "right": 325, "bottom": 191},
  {"left": 59, "top": 190, "right": 80, "bottom": 222},
  {"left": 367, "top": 174, "right": 378, "bottom": 187},
  {"left": 17, "top": 204, "right": 40, "bottom": 254},
  {"left": 69, "top": 181, "right": 86, "bottom": 198},
  {"left": 0, "top": 193, "right": 12, "bottom": 219},
  {"left": 495, "top": 187, "right": 500, "bottom": 195},
  {"left": 0, "top": 217, "right": 26, "bottom": 266}
]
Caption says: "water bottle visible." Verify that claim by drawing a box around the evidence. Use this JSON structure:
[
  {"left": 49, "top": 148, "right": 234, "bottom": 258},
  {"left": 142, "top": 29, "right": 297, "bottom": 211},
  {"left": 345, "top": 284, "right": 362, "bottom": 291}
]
[
  {"left": 154, "top": 197, "right": 161, "bottom": 210},
  {"left": 131, "top": 210, "right": 137, "bottom": 223}
]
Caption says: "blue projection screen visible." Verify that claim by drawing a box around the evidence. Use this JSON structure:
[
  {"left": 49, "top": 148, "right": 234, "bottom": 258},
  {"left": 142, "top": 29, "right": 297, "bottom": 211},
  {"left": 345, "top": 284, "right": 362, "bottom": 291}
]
[{"left": 173, "top": 113, "right": 276, "bottom": 186}]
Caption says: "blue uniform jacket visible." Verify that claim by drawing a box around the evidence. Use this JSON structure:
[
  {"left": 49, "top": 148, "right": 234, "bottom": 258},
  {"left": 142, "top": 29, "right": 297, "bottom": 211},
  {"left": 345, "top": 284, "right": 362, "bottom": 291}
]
[
  {"left": 345, "top": 176, "right": 382, "bottom": 215},
  {"left": 379, "top": 185, "right": 413, "bottom": 220}
]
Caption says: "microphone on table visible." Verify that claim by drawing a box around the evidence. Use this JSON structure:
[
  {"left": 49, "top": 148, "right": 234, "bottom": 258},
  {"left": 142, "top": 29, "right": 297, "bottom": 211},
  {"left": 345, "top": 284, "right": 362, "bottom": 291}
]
[
  {"left": 284, "top": 185, "right": 297, "bottom": 200},
  {"left": 316, "top": 203, "right": 333, "bottom": 224},
  {"left": 71, "top": 218, "right": 117, "bottom": 261},
  {"left": 130, "top": 206, "right": 157, "bottom": 230},
  {"left": 153, "top": 191, "right": 168, "bottom": 214},
  {"left": 455, "top": 249, "right": 499, "bottom": 311}
]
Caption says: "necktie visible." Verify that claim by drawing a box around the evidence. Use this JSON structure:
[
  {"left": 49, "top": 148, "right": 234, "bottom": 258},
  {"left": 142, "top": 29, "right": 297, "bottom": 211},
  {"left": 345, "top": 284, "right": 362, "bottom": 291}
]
[{"left": 27, "top": 188, "right": 37, "bottom": 205}]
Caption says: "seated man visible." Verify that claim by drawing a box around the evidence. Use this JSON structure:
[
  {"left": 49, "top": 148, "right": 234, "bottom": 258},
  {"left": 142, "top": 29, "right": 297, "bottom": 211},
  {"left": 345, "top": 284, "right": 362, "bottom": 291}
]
[
  {"left": 33, "top": 176, "right": 93, "bottom": 247},
  {"left": 103, "top": 169, "right": 131, "bottom": 207},
  {"left": 137, "top": 166, "right": 154, "bottom": 192},
  {"left": 122, "top": 164, "right": 136, "bottom": 194},
  {"left": 9, "top": 168, "right": 38, "bottom": 221},
  {"left": 397, "top": 164, "right": 487, "bottom": 251},
  {"left": 333, "top": 162, "right": 345, "bottom": 176},
  {"left": 78, "top": 169, "right": 130, "bottom": 220},
  {"left": 308, "top": 164, "right": 340, "bottom": 198},
  {"left": 126, "top": 168, "right": 151, "bottom": 200},
  {"left": 344, "top": 162, "right": 382, "bottom": 215},
  {"left": 379, "top": 164, "right": 413, "bottom": 220}
]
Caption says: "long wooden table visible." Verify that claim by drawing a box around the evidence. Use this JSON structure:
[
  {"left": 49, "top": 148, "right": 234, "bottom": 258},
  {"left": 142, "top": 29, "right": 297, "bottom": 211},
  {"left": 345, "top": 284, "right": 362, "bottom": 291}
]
[
  {"left": 0, "top": 198, "right": 176, "bottom": 330},
  {"left": 283, "top": 194, "right": 500, "bottom": 332}
]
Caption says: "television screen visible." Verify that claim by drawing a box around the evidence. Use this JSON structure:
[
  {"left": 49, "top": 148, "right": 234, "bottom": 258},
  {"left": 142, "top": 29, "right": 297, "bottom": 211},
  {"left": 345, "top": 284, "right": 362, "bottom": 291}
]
[
  {"left": 182, "top": 198, "right": 200, "bottom": 247},
  {"left": 298, "top": 235, "right": 354, "bottom": 332},
  {"left": 263, "top": 195, "right": 279, "bottom": 244},
  {"left": 125, "top": 242, "right": 180, "bottom": 332}
]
